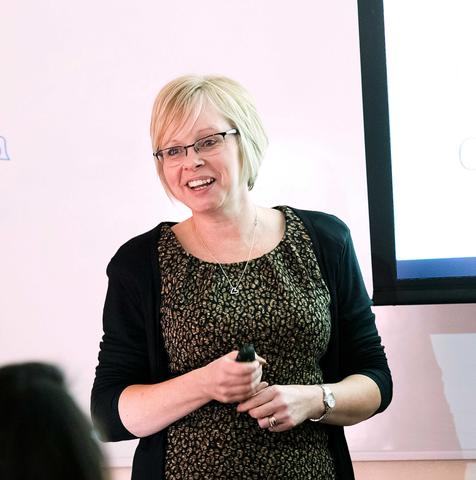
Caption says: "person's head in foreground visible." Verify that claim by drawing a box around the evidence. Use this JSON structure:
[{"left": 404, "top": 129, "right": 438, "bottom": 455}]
[{"left": 0, "top": 362, "right": 106, "bottom": 480}]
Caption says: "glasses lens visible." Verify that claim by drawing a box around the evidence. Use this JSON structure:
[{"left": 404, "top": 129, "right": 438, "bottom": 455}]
[
  {"left": 162, "top": 146, "right": 185, "bottom": 164},
  {"left": 196, "top": 134, "right": 224, "bottom": 154}
]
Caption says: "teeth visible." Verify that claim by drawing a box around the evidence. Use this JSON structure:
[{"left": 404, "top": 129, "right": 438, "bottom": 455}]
[{"left": 188, "top": 178, "right": 214, "bottom": 188}]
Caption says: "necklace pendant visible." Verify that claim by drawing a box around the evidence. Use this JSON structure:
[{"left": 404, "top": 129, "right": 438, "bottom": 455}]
[{"left": 230, "top": 286, "right": 239, "bottom": 295}]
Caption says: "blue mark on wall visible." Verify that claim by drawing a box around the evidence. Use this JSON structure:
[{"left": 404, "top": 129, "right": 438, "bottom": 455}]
[{"left": 0, "top": 136, "right": 10, "bottom": 160}]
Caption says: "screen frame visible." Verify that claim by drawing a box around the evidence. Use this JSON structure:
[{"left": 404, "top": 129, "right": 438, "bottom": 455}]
[{"left": 357, "top": 0, "right": 476, "bottom": 306}]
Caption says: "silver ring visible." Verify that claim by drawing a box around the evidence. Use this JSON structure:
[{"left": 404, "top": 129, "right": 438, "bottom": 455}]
[{"left": 268, "top": 416, "right": 278, "bottom": 428}]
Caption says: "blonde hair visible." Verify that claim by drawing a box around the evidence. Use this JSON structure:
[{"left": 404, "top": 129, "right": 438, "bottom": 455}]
[{"left": 150, "top": 75, "right": 268, "bottom": 194}]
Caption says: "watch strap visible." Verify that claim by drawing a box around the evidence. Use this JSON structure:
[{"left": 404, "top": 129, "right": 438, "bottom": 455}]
[{"left": 309, "top": 384, "right": 333, "bottom": 423}]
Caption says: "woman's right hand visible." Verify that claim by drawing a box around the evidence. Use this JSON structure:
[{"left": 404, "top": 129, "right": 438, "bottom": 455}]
[{"left": 201, "top": 351, "right": 267, "bottom": 404}]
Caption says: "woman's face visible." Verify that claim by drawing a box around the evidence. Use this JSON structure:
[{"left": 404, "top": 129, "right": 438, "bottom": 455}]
[{"left": 160, "top": 102, "right": 246, "bottom": 215}]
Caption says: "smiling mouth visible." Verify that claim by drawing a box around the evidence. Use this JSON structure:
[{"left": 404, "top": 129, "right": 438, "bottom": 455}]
[{"left": 187, "top": 178, "right": 216, "bottom": 190}]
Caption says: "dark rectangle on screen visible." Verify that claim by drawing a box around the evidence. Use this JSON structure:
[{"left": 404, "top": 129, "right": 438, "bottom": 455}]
[{"left": 397, "top": 258, "right": 476, "bottom": 280}]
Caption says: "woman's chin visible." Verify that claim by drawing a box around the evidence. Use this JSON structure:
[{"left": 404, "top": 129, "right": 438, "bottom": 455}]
[
  {"left": 184, "top": 195, "right": 222, "bottom": 214},
  {"left": 181, "top": 186, "right": 224, "bottom": 211}
]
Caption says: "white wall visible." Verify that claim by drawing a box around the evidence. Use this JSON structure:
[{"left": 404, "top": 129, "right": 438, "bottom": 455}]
[{"left": 1, "top": 0, "right": 475, "bottom": 467}]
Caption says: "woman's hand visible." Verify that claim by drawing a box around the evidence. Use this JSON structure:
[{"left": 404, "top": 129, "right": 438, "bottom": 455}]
[
  {"left": 201, "top": 351, "right": 268, "bottom": 404},
  {"left": 236, "top": 384, "right": 318, "bottom": 432},
  {"left": 237, "top": 375, "right": 383, "bottom": 430}
]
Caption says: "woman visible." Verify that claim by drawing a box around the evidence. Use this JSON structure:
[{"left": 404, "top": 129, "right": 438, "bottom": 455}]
[
  {"left": 91, "top": 75, "right": 392, "bottom": 479},
  {"left": 0, "top": 362, "right": 106, "bottom": 480}
]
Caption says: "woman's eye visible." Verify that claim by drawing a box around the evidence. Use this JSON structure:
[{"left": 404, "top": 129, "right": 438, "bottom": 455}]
[
  {"left": 167, "top": 147, "right": 181, "bottom": 157},
  {"left": 202, "top": 138, "right": 217, "bottom": 148}
]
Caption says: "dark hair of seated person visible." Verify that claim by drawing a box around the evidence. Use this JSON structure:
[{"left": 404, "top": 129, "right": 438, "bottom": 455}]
[{"left": 0, "top": 362, "right": 106, "bottom": 480}]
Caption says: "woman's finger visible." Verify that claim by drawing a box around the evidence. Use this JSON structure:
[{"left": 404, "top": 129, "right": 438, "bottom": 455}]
[
  {"left": 255, "top": 354, "right": 267, "bottom": 365},
  {"left": 237, "top": 385, "right": 275, "bottom": 412},
  {"left": 252, "top": 381, "right": 268, "bottom": 395}
]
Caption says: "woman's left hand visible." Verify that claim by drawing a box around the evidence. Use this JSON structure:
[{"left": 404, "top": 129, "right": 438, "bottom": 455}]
[{"left": 236, "top": 384, "right": 318, "bottom": 432}]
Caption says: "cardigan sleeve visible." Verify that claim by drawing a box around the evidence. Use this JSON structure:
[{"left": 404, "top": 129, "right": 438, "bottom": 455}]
[
  {"left": 336, "top": 227, "right": 392, "bottom": 413},
  {"left": 91, "top": 256, "right": 151, "bottom": 441}
]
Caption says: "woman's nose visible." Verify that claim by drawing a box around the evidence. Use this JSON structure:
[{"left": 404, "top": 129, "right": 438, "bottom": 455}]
[{"left": 182, "top": 149, "right": 204, "bottom": 169}]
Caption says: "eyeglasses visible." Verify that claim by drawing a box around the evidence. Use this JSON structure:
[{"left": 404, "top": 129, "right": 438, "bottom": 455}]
[{"left": 153, "top": 128, "right": 239, "bottom": 166}]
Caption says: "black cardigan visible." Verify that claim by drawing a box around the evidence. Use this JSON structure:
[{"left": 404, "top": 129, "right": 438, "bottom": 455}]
[{"left": 91, "top": 207, "right": 392, "bottom": 480}]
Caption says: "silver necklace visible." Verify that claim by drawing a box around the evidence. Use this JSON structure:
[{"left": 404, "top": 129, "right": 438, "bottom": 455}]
[{"left": 193, "top": 210, "right": 258, "bottom": 295}]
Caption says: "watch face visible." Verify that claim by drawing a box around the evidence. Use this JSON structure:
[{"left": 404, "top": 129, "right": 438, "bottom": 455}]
[{"left": 327, "top": 394, "right": 336, "bottom": 409}]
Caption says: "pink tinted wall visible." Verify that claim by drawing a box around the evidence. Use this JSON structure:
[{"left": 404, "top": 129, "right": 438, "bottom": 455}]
[{"left": 1, "top": 0, "right": 475, "bottom": 467}]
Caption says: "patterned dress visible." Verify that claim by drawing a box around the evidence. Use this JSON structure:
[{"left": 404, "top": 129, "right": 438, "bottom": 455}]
[{"left": 158, "top": 206, "right": 336, "bottom": 479}]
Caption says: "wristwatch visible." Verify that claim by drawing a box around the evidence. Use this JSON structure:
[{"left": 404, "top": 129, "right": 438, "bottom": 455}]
[{"left": 310, "top": 384, "right": 336, "bottom": 422}]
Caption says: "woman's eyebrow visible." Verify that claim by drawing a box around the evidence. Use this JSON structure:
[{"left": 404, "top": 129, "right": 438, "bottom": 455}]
[{"left": 195, "top": 126, "right": 221, "bottom": 136}]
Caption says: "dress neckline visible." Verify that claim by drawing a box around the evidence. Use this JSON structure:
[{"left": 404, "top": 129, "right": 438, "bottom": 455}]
[{"left": 165, "top": 206, "right": 290, "bottom": 267}]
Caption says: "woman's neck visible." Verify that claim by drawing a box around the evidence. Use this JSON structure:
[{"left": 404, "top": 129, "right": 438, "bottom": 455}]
[{"left": 191, "top": 200, "right": 258, "bottom": 248}]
